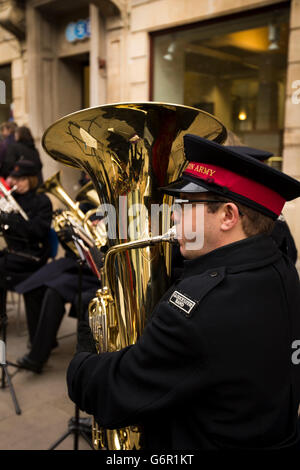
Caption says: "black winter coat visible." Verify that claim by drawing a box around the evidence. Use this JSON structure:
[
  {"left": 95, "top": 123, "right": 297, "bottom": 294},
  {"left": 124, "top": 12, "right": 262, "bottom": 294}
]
[
  {"left": 0, "top": 190, "right": 52, "bottom": 287},
  {"left": 67, "top": 235, "right": 300, "bottom": 450},
  {"left": 271, "top": 219, "right": 298, "bottom": 264}
]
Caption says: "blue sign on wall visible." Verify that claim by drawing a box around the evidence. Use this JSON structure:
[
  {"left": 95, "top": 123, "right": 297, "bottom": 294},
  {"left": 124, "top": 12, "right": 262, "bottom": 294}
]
[{"left": 65, "top": 19, "right": 90, "bottom": 43}]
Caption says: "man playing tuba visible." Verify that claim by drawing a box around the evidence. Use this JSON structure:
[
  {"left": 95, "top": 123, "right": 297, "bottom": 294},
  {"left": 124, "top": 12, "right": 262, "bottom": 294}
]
[{"left": 67, "top": 135, "right": 300, "bottom": 450}]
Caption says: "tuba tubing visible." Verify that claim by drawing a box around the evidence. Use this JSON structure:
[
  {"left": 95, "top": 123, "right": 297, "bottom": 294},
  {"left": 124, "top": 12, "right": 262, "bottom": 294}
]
[{"left": 89, "top": 226, "right": 177, "bottom": 450}]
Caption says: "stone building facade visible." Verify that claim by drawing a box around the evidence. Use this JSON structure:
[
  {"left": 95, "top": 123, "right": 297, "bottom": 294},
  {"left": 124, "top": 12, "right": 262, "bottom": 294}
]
[{"left": 0, "top": 0, "right": 299, "bottom": 254}]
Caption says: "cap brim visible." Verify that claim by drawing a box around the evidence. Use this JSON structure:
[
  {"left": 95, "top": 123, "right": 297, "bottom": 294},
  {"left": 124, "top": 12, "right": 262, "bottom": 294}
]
[
  {"left": 10, "top": 172, "right": 36, "bottom": 177},
  {"left": 159, "top": 178, "right": 208, "bottom": 196},
  {"left": 225, "top": 146, "right": 273, "bottom": 161}
]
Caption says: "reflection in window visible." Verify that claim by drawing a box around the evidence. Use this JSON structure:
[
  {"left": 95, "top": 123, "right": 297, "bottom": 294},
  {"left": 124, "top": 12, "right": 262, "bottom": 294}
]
[
  {"left": 152, "top": 6, "right": 289, "bottom": 160},
  {"left": 0, "top": 64, "right": 12, "bottom": 124}
]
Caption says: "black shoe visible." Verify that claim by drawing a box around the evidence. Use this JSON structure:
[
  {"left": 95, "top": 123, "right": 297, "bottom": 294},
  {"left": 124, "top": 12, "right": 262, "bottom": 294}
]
[{"left": 17, "top": 354, "right": 43, "bottom": 374}]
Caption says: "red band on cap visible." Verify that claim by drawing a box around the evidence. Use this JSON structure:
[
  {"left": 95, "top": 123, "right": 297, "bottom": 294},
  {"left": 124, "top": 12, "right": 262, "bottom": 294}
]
[
  {"left": 184, "top": 162, "right": 285, "bottom": 215},
  {"left": 0, "top": 177, "right": 11, "bottom": 190}
]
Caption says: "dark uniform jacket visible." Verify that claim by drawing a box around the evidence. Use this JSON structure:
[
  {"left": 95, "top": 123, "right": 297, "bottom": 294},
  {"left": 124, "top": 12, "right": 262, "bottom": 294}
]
[
  {"left": 67, "top": 235, "right": 300, "bottom": 450},
  {"left": 0, "top": 190, "right": 52, "bottom": 287},
  {"left": 272, "top": 219, "right": 298, "bottom": 264},
  {"left": 0, "top": 134, "right": 15, "bottom": 172}
]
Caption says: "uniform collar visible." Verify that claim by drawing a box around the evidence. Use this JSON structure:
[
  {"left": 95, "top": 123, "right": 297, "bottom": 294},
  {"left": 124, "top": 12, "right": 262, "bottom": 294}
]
[
  {"left": 182, "top": 234, "right": 281, "bottom": 277},
  {"left": 15, "top": 189, "right": 36, "bottom": 199}
]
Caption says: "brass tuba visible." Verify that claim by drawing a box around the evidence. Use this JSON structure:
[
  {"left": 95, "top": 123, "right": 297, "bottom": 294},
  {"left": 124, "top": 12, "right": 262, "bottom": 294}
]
[{"left": 42, "top": 102, "right": 227, "bottom": 449}]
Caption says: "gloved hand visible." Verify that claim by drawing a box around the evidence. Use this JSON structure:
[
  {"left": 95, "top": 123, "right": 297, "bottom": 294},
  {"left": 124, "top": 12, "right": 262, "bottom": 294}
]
[
  {"left": 57, "top": 226, "right": 74, "bottom": 243},
  {"left": 76, "top": 320, "right": 98, "bottom": 355},
  {"left": 0, "top": 211, "right": 24, "bottom": 230}
]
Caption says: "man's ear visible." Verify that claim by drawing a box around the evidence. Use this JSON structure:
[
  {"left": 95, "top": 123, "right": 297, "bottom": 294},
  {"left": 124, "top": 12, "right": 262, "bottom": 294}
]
[{"left": 220, "top": 203, "right": 240, "bottom": 231}]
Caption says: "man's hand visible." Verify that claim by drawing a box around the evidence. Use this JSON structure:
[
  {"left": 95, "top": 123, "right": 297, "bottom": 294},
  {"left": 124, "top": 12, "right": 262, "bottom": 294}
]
[{"left": 76, "top": 320, "right": 97, "bottom": 354}]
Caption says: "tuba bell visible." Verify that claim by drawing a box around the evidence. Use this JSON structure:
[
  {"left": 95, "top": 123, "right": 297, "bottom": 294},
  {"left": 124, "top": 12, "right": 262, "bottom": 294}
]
[{"left": 42, "top": 102, "right": 227, "bottom": 449}]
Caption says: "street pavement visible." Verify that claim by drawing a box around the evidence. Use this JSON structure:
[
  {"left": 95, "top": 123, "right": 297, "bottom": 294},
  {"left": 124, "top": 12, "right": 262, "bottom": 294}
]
[{"left": 0, "top": 293, "right": 92, "bottom": 450}]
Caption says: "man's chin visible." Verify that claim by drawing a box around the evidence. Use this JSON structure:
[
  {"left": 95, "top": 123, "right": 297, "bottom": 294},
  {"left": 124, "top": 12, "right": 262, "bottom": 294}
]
[{"left": 180, "top": 245, "right": 203, "bottom": 260}]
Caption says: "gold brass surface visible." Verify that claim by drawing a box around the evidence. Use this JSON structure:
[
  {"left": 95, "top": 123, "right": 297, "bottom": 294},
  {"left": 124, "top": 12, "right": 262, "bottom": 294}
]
[
  {"left": 38, "top": 171, "right": 106, "bottom": 255},
  {"left": 76, "top": 180, "right": 100, "bottom": 208},
  {"left": 42, "top": 102, "right": 227, "bottom": 449}
]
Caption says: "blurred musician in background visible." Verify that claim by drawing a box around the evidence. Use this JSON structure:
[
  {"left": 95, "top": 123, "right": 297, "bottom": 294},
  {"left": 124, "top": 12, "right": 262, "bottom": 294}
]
[
  {"left": 0, "top": 159, "right": 52, "bottom": 293},
  {"left": 4, "top": 126, "right": 43, "bottom": 185},
  {"left": 15, "top": 175, "right": 102, "bottom": 374}
]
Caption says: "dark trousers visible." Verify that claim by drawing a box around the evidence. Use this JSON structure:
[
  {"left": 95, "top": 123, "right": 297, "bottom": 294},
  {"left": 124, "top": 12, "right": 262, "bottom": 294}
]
[
  {"left": 23, "top": 286, "right": 95, "bottom": 365},
  {"left": 24, "top": 287, "right": 65, "bottom": 364}
]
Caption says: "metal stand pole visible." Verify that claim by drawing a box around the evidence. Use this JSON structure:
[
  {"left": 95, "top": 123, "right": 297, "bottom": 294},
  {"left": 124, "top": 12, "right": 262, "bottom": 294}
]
[
  {"left": 48, "top": 258, "right": 93, "bottom": 450},
  {"left": 0, "top": 340, "right": 21, "bottom": 415},
  {"left": 0, "top": 253, "right": 22, "bottom": 415}
]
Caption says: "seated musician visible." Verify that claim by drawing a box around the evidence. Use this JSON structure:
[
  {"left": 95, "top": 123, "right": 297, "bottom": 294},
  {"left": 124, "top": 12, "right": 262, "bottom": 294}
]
[
  {"left": 0, "top": 160, "right": 52, "bottom": 307},
  {"left": 15, "top": 210, "right": 101, "bottom": 374}
]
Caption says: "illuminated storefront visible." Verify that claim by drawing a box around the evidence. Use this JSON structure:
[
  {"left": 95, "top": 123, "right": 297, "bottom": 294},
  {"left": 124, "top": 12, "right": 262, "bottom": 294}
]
[{"left": 151, "top": 4, "right": 290, "bottom": 161}]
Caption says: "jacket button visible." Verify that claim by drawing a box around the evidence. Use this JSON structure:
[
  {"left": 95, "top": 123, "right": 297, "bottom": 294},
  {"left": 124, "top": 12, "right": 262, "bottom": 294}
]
[{"left": 209, "top": 271, "right": 218, "bottom": 277}]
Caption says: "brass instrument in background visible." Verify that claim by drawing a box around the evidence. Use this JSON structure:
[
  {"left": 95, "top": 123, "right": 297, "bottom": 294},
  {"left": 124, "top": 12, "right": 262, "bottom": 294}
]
[
  {"left": 76, "top": 180, "right": 100, "bottom": 208},
  {"left": 42, "top": 102, "right": 227, "bottom": 450},
  {"left": 38, "top": 171, "right": 106, "bottom": 257}
]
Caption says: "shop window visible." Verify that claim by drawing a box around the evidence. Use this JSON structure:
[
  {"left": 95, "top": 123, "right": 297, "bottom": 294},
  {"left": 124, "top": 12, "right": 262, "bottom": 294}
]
[{"left": 151, "top": 5, "right": 289, "bottom": 159}]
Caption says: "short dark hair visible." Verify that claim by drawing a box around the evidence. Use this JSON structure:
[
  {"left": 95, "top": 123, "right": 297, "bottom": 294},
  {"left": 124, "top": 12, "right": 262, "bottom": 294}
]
[
  {"left": 15, "top": 126, "right": 35, "bottom": 146},
  {"left": 205, "top": 195, "right": 275, "bottom": 237}
]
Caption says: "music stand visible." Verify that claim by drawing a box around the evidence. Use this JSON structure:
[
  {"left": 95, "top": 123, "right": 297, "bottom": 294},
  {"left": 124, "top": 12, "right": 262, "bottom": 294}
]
[
  {"left": 0, "top": 221, "right": 49, "bottom": 415},
  {"left": 0, "top": 246, "right": 22, "bottom": 415},
  {"left": 48, "top": 235, "right": 94, "bottom": 450},
  {"left": 0, "top": 339, "right": 21, "bottom": 415}
]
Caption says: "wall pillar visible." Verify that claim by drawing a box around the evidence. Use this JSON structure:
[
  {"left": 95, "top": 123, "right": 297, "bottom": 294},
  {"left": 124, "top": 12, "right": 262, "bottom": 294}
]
[
  {"left": 26, "top": 4, "right": 56, "bottom": 147},
  {"left": 89, "top": 3, "right": 107, "bottom": 106},
  {"left": 282, "top": 0, "right": 300, "bottom": 259},
  {"left": 26, "top": 3, "right": 80, "bottom": 195}
]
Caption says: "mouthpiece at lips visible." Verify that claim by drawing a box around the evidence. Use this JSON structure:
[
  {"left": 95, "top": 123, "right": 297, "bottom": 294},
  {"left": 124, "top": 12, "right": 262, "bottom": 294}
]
[{"left": 167, "top": 226, "right": 178, "bottom": 243}]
